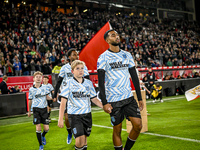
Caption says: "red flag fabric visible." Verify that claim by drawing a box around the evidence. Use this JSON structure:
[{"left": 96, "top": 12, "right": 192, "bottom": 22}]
[{"left": 79, "top": 22, "right": 111, "bottom": 70}]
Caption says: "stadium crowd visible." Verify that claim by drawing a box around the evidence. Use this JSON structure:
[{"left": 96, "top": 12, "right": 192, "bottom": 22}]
[{"left": 0, "top": 5, "right": 200, "bottom": 77}]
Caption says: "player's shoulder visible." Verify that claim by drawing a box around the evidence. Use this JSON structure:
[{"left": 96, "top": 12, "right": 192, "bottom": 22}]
[
  {"left": 84, "top": 78, "right": 93, "bottom": 85},
  {"left": 120, "top": 50, "right": 132, "bottom": 57},
  {"left": 98, "top": 49, "right": 109, "bottom": 59},
  {"left": 61, "top": 63, "right": 70, "bottom": 69},
  {"left": 29, "top": 86, "right": 34, "bottom": 91}
]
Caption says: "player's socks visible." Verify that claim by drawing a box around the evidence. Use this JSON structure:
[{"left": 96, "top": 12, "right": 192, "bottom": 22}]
[
  {"left": 83, "top": 145, "right": 87, "bottom": 150},
  {"left": 75, "top": 146, "right": 85, "bottom": 150},
  {"left": 67, "top": 127, "right": 72, "bottom": 134},
  {"left": 48, "top": 111, "right": 51, "bottom": 118},
  {"left": 42, "top": 129, "right": 49, "bottom": 137},
  {"left": 114, "top": 145, "right": 123, "bottom": 150},
  {"left": 36, "top": 130, "right": 42, "bottom": 146},
  {"left": 124, "top": 137, "right": 136, "bottom": 150}
]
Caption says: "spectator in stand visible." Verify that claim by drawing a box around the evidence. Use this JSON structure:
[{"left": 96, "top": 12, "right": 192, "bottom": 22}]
[
  {"left": 5, "top": 60, "right": 13, "bottom": 76},
  {"left": 167, "top": 59, "right": 173, "bottom": 66},
  {"left": 177, "top": 75, "right": 182, "bottom": 79},
  {"left": 39, "top": 42, "right": 46, "bottom": 58},
  {"left": 30, "top": 59, "right": 36, "bottom": 76},
  {"left": 169, "top": 74, "right": 175, "bottom": 80},
  {"left": 0, "top": 49, "right": 4, "bottom": 61},
  {"left": 187, "top": 73, "right": 192, "bottom": 78},
  {"left": 0, "top": 64, "right": 4, "bottom": 77},
  {"left": 13, "top": 58, "right": 22, "bottom": 76},
  {"left": 50, "top": 52, "right": 56, "bottom": 68},
  {"left": 35, "top": 61, "right": 42, "bottom": 72},
  {"left": 1, "top": 57, "right": 5, "bottom": 67},
  {"left": 27, "top": 33, "right": 34, "bottom": 48},
  {"left": 42, "top": 60, "right": 51, "bottom": 75},
  {"left": 193, "top": 72, "right": 200, "bottom": 78},
  {"left": 22, "top": 58, "right": 30, "bottom": 76},
  {"left": 181, "top": 74, "right": 185, "bottom": 79}
]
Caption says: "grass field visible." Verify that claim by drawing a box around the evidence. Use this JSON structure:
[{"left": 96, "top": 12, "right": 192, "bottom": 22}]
[{"left": 0, "top": 95, "right": 200, "bottom": 150}]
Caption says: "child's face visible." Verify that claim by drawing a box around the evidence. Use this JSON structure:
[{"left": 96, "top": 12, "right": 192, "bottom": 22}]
[
  {"left": 72, "top": 64, "right": 84, "bottom": 78},
  {"left": 43, "top": 78, "right": 49, "bottom": 84},
  {"left": 34, "top": 75, "right": 42, "bottom": 83}
]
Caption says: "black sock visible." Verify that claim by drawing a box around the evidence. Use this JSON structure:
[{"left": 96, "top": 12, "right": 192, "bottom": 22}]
[
  {"left": 36, "top": 131, "right": 42, "bottom": 146},
  {"left": 42, "top": 129, "right": 49, "bottom": 137},
  {"left": 75, "top": 146, "right": 84, "bottom": 150},
  {"left": 114, "top": 145, "right": 123, "bottom": 150},
  {"left": 124, "top": 137, "right": 136, "bottom": 150},
  {"left": 67, "top": 127, "right": 72, "bottom": 135},
  {"left": 84, "top": 145, "right": 87, "bottom": 150}
]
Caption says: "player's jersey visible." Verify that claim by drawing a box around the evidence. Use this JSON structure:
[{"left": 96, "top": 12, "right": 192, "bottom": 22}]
[
  {"left": 97, "top": 49, "right": 135, "bottom": 103},
  {"left": 59, "top": 63, "right": 89, "bottom": 90},
  {"left": 42, "top": 83, "right": 54, "bottom": 97},
  {"left": 28, "top": 85, "right": 50, "bottom": 108},
  {"left": 59, "top": 78, "right": 97, "bottom": 115}
]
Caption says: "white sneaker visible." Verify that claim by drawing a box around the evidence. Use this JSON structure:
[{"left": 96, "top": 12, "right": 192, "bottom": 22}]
[
  {"left": 160, "top": 100, "right": 163, "bottom": 103},
  {"left": 153, "top": 100, "right": 156, "bottom": 103}
]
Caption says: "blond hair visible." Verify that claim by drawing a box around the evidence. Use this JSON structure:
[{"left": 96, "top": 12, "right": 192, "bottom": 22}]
[
  {"left": 71, "top": 60, "right": 85, "bottom": 70},
  {"left": 3, "top": 75, "right": 8, "bottom": 80},
  {"left": 33, "top": 71, "right": 43, "bottom": 78}
]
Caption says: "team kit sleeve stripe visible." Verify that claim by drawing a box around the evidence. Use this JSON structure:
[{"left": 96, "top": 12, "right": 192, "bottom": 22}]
[
  {"left": 28, "top": 88, "right": 33, "bottom": 100},
  {"left": 97, "top": 54, "right": 106, "bottom": 70},
  {"left": 127, "top": 52, "right": 135, "bottom": 68},
  {"left": 58, "top": 66, "right": 65, "bottom": 78}
]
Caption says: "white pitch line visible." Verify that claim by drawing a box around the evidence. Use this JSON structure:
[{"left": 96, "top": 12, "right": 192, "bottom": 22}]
[
  {"left": 92, "top": 124, "right": 200, "bottom": 143},
  {"left": 146, "top": 96, "right": 185, "bottom": 104}
]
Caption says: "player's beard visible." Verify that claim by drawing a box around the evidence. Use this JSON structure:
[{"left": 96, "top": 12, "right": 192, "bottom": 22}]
[{"left": 110, "top": 41, "right": 120, "bottom": 46}]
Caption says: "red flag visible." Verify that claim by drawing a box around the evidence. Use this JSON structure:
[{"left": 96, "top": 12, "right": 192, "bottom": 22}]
[{"left": 79, "top": 22, "right": 111, "bottom": 70}]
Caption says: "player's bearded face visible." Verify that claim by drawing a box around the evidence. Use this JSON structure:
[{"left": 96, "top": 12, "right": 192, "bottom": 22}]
[
  {"left": 109, "top": 32, "right": 120, "bottom": 46},
  {"left": 70, "top": 51, "right": 78, "bottom": 62}
]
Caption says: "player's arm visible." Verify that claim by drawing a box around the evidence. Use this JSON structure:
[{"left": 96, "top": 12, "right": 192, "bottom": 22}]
[
  {"left": 58, "top": 96, "right": 67, "bottom": 128},
  {"left": 46, "top": 94, "right": 52, "bottom": 100},
  {"left": 98, "top": 69, "right": 113, "bottom": 113},
  {"left": 53, "top": 76, "right": 63, "bottom": 100},
  {"left": 129, "top": 66, "right": 144, "bottom": 111},
  {"left": 91, "top": 97, "right": 103, "bottom": 109},
  {"left": 28, "top": 100, "right": 32, "bottom": 117}
]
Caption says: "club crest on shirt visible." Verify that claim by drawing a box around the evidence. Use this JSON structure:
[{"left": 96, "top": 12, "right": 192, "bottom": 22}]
[{"left": 122, "top": 54, "right": 127, "bottom": 59}]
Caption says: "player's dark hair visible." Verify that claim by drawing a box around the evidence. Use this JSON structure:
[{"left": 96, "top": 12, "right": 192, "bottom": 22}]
[
  {"left": 66, "top": 48, "right": 76, "bottom": 57},
  {"left": 104, "top": 29, "right": 115, "bottom": 41},
  {"left": 43, "top": 75, "right": 49, "bottom": 79}
]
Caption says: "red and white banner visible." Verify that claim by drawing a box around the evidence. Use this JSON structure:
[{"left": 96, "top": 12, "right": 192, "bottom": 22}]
[
  {"left": 79, "top": 21, "right": 112, "bottom": 70},
  {"left": 185, "top": 85, "right": 200, "bottom": 101},
  {"left": 0, "top": 75, "right": 52, "bottom": 92}
]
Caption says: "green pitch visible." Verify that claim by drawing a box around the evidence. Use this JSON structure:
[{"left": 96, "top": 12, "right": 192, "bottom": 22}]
[{"left": 0, "top": 95, "right": 200, "bottom": 150}]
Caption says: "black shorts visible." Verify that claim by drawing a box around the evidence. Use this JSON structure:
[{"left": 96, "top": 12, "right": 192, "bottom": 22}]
[
  {"left": 68, "top": 113, "right": 92, "bottom": 138},
  {"left": 33, "top": 107, "right": 49, "bottom": 125},
  {"left": 47, "top": 100, "right": 53, "bottom": 107},
  {"left": 110, "top": 96, "right": 141, "bottom": 126}
]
